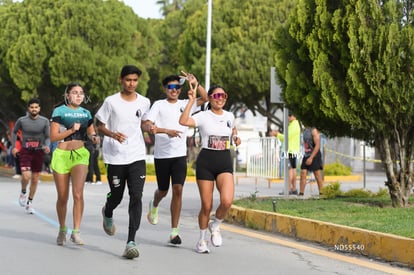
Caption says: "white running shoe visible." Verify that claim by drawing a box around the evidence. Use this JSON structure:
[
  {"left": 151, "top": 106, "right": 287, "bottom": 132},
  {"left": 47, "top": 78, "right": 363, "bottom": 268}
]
[
  {"left": 19, "top": 192, "right": 27, "bottom": 207},
  {"left": 25, "top": 202, "right": 35, "bottom": 214},
  {"left": 208, "top": 222, "right": 222, "bottom": 247},
  {"left": 70, "top": 230, "right": 84, "bottom": 245},
  {"left": 195, "top": 239, "right": 210, "bottom": 253}
]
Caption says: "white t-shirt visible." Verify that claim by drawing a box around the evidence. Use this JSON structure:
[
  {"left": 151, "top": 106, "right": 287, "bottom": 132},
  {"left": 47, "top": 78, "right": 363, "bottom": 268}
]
[
  {"left": 192, "top": 110, "right": 235, "bottom": 150},
  {"left": 145, "top": 99, "right": 199, "bottom": 158},
  {"left": 95, "top": 92, "right": 150, "bottom": 165}
]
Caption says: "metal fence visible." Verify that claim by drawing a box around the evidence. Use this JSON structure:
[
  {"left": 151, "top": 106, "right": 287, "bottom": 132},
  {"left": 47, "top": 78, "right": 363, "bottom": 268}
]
[
  {"left": 246, "top": 137, "right": 281, "bottom": 185},
  {"left": 242, "top": 136, "right": 328, "bottom": 188}
]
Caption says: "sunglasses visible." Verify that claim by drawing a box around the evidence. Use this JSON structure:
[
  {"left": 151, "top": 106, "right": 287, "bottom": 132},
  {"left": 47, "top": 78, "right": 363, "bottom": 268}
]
[
  {"left": 209, "top": 93, "right": 227, "bottom": 100},
  {"left": 166, "top": 84, "right": 181, "bottom": 90}
]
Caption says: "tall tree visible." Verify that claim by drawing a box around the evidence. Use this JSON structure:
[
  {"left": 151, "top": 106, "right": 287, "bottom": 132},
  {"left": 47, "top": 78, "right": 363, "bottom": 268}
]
[
  {"left": 0, "top": 0, "right": 152, "bottom": 117},
  {"left": 275, "top": 0, "right": 414, "bottom": 207},
  {"left": 175, "top": 0, "right": 289, "bottom": 130},
  {"left": 156, "top": 0, "right": 186, "bottom": 17}
]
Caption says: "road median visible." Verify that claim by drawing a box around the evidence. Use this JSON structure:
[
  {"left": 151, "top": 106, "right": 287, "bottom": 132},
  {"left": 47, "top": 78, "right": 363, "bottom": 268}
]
[{"left": 226, "top": 205, "right": 414, "bottom": 269}]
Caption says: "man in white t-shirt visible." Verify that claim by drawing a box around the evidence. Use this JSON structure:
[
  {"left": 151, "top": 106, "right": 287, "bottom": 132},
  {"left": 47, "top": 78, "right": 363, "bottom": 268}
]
[
  {"left": 95, "top": 65, "right": 150, "bottom": 259},
  {"left": 144, "top": 72, "right": 208, "bottom": 245}
]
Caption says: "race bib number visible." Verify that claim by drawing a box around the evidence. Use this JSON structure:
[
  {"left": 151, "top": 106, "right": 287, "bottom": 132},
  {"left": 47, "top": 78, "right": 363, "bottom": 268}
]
[
  {"left": 25, "top": 138, "right": 40, "bottom": 149},
  {"left": 207, "top": 135, "right": 230, "bottom": 150}
]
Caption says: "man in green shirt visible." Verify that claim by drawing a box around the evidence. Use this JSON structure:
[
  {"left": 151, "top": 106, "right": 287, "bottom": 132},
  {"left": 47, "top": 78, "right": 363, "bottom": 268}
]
[{"left": 271, "top": 112, "right": 301, "bottom": 195}]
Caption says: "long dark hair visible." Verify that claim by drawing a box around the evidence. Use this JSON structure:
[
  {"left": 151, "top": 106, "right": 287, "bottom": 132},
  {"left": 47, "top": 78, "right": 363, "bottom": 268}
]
[
  {"left": 206, "top": 84, "right": 225, "bottom": 110},
  {"left": 53, "top": 82, "right": 85, "bottom": 108}
]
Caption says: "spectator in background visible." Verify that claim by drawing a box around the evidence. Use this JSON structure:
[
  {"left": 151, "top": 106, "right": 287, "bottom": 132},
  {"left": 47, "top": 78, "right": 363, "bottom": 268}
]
[
  {"left": 5, "top": 132, "right": 14, "bottom": 167},
  {"left": 299, "top": 126, "right": 324, "bottom": 196},
  {"left": 0, "top": 137, "right": 8, "bottom": 164},
  {"left": 12, "top": 133, "right": 22, "bottom": 179},
  {"left": 42, "top": 142, "right": 52, "bottom": 174},
  {"left": 271, "top": 112, "right": 301, "bottom": 195},
  {"left": 85, "top": 136, "right": 102, "bottom": 185}
]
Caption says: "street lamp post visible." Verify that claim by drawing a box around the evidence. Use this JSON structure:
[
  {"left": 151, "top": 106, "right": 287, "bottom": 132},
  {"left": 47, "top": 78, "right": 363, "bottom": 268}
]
[
  {"left": 271, "top": 67, "right": 289, "bottom": 195},
  {"left": 205, "top": 0, "right": 212, "bottom": 91}
]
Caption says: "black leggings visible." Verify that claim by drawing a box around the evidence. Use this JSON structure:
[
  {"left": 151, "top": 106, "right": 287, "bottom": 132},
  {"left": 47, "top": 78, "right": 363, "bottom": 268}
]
[{"left": 104, "top": 160, "right": 146, "bottom": 243}]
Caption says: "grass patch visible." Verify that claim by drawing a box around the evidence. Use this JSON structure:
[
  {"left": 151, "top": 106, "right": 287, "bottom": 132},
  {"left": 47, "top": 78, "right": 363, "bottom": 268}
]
[{"left": 233, "top": 194, "right": 414, "bottom": 238}]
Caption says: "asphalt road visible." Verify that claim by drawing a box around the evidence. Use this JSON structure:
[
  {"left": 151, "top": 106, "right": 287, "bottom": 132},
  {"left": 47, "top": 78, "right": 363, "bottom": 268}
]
[{"left": 0, "top": 174, "right": 411, "bottom": 275}]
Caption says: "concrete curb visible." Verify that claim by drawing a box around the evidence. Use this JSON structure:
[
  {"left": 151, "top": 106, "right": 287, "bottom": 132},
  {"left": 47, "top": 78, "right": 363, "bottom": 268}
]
[
  {"left": 37, "top": 174, "right": 187, "bottom": 183},
  {"left": 1, "top": 166, "right": 359, "bottom": 184},
  {"left": 226, "top": 205, "right": 414, "bottom": 268},
  {"left": 38, "top": 174, "right": 360, "bottom": 184}
]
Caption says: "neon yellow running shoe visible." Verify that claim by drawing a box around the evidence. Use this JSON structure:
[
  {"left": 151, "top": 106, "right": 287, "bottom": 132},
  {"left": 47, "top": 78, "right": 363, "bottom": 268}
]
[{"left": 146, "top": 200, "right": 158, "bottom": 225}]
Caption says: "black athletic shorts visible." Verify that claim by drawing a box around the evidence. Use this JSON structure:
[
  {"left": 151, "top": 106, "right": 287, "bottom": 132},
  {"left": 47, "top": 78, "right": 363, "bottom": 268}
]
[
  {"left": 154, "top": 156, "right": 187, "bottom": 191},
  {"left": 287, "top": 153, "right": 297, "bottom": 169},
  {"left": 195, "top": 149, "right": 233, "bottom": 181},
  {"left": 301, "top": 151, "right": 323, "bottom": 172}
]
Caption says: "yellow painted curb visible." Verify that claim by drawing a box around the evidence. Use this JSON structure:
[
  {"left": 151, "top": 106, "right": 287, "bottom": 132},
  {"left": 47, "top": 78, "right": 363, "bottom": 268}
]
[
  {"left": 37, "top": 173, "right": 196, "bottom": 183},
  {"left": 226, "top": 205, "right": 414, "bottom": 268},
  {"left": 0, "top": 167, "right": 196, "bottom": 183},
  {"left": 0, "top": 166, "right": 14, "bottom": 176},
  {"left": 2, "top": 166, "right": 357, "bottom": 184},
  {"left": 325, "top": 174, "right": 362, "bottom": 182},
  {"left": 36, "top": 174, "right": 356, "bottom": 184},
  {"left": 266, "top": 174, "right": 362, "bottom": 183}
]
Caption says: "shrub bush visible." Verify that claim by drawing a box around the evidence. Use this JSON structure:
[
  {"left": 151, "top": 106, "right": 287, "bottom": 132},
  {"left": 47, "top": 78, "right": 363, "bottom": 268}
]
[
  {"left": 373, "top": 188, "right": 389, "bottom": 197},
  {"left": 324, "top": 161, "right": 352, "bottom": 176},
  {"left": 343, "top": 188, "right": 373, "bottom": 198},
  {"left": 320, "top": 183, "right": 389, "bottom": 199},
  {"left": 321, "top": 182, "right": 343, "bottom": 198}
]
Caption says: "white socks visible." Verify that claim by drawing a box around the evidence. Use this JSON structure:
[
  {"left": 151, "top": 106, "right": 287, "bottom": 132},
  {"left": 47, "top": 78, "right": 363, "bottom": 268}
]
[
  {"left": 200, "top": 229, "right": 207, "bottom": 240},
  {"left": 212, "top": 218, "right": 223, "bottom": 229}
]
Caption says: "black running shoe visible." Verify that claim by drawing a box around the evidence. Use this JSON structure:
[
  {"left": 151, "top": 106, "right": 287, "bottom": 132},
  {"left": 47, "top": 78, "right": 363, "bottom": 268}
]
[{"left": 169, "top": 235, "right": 182, "bottom": 245}]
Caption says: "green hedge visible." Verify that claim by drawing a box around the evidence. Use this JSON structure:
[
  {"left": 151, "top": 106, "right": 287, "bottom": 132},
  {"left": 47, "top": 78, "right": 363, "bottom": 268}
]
[
  {"left": 98, "top": 159, "right": 195, "bottom": 176},
  {"left": 324, "top": 161, "right": 352, "bottom": 176}
]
